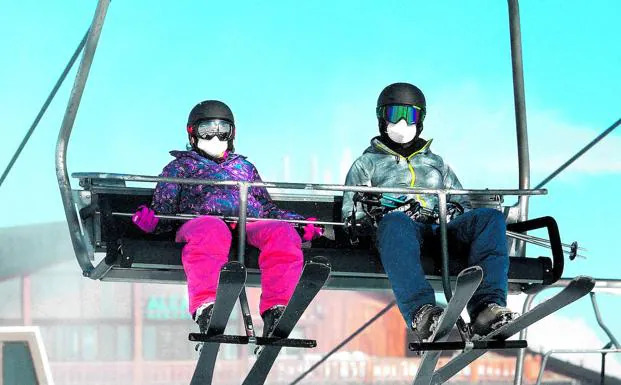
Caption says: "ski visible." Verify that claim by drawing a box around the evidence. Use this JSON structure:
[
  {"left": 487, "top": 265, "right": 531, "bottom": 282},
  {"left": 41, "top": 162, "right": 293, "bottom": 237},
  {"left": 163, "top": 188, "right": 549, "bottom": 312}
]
[
  {"left": 241, "top": 257, "right": 331, "bottom": 385},
  {"left": 189, "top": 261, "right": 247, "bottom": 385},
  {"left": 412, "top": 266, "right": 483, "bottom": 385},
  {"left": 431, "top": 275, "right": 595, "bottom": 385}
]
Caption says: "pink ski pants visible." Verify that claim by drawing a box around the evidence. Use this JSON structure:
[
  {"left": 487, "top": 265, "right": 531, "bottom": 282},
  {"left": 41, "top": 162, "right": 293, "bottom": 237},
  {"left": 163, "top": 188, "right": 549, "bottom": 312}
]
[{"left": 176, "top": 216, "right": 303, "bottom": 316}]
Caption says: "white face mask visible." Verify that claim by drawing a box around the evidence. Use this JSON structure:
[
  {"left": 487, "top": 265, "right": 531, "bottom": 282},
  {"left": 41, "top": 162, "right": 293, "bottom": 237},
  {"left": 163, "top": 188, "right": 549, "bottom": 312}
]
[
  {"left": 196, "top": 137, "right": 228, "bottom": 158},
  {"left": 386, "top": 120, "right": 418, "bottom": 144}
]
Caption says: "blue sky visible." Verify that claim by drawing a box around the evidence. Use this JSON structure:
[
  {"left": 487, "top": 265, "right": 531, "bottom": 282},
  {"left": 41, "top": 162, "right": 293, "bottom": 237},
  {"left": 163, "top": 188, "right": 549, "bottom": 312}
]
[{"left": 1, "top": 0, "right": 620, "bottom": 368}]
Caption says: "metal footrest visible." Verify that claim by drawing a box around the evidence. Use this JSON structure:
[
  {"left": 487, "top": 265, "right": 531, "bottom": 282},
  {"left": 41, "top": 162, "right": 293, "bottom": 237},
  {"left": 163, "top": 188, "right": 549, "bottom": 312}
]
[
  {"left": 188, "top": 333, "right": 317, "bottom": 348},
  {"left": 409, "top": 339, "right": 527, "bottom": 352}
]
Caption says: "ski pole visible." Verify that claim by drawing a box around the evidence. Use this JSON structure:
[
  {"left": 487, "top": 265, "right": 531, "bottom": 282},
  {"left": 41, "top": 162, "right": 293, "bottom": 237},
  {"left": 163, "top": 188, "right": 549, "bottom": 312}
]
[
  {"left": 111, "top": 211, "right": 586, "bottom": 257},
  {"left": 111, "top": 211, "right": 342, "bottom": 226},
  {"left": 506, "top": 231, "right": 585, "bottom": 259}
]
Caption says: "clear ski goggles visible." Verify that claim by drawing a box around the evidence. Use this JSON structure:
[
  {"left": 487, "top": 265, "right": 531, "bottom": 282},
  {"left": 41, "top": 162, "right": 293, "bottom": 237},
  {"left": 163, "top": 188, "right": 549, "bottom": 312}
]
[
  {"left": 376, "top": 104, "right": 425, "bottom": 125},
  {"left": 195, "top": 119, "right": 234, "bottom": 141}
]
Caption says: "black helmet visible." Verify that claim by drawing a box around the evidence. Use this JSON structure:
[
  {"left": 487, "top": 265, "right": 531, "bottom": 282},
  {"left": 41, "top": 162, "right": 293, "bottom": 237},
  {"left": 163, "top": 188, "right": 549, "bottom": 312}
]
[
  {"left": 186, "top": 100, "right": 236, "bottom": 154},
  {"left": 187, "top": 100, "right": 235, "bottom": 127},
  {"left": 376, "top": 83, "right": 427, "bottom": 142},
  {"left": 377, "top": 82, "right": 426, "bottom": 112}
]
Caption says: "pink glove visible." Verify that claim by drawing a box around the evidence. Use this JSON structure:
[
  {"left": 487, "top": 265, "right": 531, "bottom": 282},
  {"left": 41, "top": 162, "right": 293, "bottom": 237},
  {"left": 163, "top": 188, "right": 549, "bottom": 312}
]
[
  {"left": 132, "top": 205, "right": 159, "bottom": 233},
  {"left": 302, "top": 217, "right": 323, "bottom": 242}
]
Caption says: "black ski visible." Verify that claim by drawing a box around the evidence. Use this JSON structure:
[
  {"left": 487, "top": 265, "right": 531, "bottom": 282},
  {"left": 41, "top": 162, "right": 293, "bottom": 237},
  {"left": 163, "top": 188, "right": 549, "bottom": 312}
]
[
  {"left": 431, "top": 276, "right": 595, "bottom": 385},
  {"left": 241, "top": 257, "right": 331, "bottom": 385},
  {"left": 412, "top": 266, "right": 483, "bottom": 385},
  {"left": 189, "top": 261, "right": 247, "bottom": 385}
]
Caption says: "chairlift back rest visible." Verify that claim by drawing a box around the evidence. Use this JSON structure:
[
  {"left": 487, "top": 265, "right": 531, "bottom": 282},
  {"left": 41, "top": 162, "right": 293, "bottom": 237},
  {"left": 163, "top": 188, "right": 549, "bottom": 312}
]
[{"left": 78, "top": 181, "right": 564, "bottom": 292}]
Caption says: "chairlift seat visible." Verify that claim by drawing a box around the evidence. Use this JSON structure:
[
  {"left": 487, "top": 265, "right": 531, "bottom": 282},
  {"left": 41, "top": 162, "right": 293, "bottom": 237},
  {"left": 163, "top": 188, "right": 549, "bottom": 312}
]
[{"left": 79, "top": 179, "right": 562, "bottom": 293}]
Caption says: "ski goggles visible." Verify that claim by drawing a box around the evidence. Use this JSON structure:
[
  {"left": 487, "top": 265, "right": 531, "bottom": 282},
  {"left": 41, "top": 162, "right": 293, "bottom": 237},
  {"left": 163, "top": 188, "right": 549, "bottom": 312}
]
[
  {"left": 376, "top": 105, "right": 425, "bottom": 125},
  {"left": 195, "top": 119, "right": 234, "bottom": 141}
]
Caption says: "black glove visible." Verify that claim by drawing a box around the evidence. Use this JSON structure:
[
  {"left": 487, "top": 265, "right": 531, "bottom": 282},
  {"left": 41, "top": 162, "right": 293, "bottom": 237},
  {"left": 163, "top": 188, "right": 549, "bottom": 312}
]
[
  {"left": 446, "top": 202, "right": 465, "bottom": 222},
  {"left": 344, "top": 215, "right": 376, "bottom": 240},
  {"left": 352, "top": 191, "right": 385, "bottom": 220},
  {"left": 427, "top": 201, "right": 465, "bottom": 224},
  {"left": 379, "top": 195, "right": 427, "bottom": 224}
]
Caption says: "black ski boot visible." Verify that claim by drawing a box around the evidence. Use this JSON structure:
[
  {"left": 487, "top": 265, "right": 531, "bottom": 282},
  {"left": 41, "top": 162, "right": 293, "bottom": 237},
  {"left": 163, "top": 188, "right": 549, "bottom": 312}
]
[
  {"left": 254, "top": 305, "right": 286, "bottom": 355},
  {"left": 262, "top": 305, "right": 286, "bottom": 337},
  {"left": 193, "top": 303, "right": 214, "bottom": 352},
  {"left": 471, "top": 303, "right": 518, "bottom": 337},
  {"left": 410, "top": 304, "right": 445, "bottom": 342}
]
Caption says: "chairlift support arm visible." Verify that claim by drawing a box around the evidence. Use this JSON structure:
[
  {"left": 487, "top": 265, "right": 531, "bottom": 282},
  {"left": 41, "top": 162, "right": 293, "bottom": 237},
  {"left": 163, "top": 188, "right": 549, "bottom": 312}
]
[{"left": 56, "top": 0, "right": 110, "bottom": 276}]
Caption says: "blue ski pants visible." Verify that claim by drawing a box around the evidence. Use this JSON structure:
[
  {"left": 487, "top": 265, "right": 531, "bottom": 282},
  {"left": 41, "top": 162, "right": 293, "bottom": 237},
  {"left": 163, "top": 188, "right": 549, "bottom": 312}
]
[{"left": 376, "top": 208, "right": 509, "bottom": 326}]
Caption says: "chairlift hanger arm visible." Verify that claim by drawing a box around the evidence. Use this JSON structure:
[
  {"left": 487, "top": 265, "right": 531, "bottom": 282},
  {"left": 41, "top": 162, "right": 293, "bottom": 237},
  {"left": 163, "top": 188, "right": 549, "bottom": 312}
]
[{"left": 55, "top": 0, "right": 111, "bottom": 277}]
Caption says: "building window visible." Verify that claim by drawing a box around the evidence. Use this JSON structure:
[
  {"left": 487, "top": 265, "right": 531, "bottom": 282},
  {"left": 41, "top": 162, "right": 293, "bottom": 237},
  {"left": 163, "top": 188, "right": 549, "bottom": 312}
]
[
  {"left": 143, "top": 323, "right": 196, "bottom": 360},
  {"left": 38, "top": 323, "right": 132, "bottom": 362},
  {"left": 0, "top": 277, "right": 22, "bottom": 322}
]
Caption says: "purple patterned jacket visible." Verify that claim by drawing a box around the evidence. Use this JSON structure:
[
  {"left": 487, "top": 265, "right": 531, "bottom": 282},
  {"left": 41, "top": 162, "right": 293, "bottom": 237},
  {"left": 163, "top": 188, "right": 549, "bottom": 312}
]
[{"left": 150, "top": 150, "right": 303, "bottom": 231}]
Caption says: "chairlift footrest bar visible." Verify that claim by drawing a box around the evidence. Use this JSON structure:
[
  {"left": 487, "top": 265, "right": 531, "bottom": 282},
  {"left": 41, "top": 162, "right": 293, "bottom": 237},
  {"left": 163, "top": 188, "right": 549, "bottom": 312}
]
[
  {"left": 409, "top": 339, "right": 527, "bottom": 352},
  {"left": 188, "top": 333, "right": 317, "bottom": 348},
  {"left": 255, "top": 336, "right": 317, "bottom": 348}
]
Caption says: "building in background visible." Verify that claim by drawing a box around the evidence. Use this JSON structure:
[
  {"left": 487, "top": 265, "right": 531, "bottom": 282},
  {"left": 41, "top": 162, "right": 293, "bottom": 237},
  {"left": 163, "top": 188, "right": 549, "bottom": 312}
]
[{"left": 0, "top": 222, "right": 611, "bottom": 385}]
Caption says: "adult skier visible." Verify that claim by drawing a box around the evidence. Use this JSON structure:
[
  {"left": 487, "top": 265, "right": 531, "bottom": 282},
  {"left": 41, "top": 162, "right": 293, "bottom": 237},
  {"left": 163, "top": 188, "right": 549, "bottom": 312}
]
[{"left": 342, "top": 83, "right": 516, "bottom": 341}]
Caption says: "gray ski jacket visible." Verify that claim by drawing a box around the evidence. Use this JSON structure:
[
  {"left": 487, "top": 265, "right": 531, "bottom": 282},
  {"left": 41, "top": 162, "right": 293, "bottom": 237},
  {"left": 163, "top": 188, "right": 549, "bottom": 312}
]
[{"left": 341, "top": 137, "right": 471, "bottom": 221}]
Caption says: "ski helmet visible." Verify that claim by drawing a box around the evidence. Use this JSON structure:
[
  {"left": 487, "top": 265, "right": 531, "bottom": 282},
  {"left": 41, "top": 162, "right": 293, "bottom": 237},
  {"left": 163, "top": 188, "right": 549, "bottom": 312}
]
[
  {"left": 377, "top": 83, "right": 426, "bottom": 111},
  {"left": 376, "top": 83, "right": 427, "bottom": 139},
  {"left": 187, "top": 100, "right": 234, "bottom": 129},
  {"left": 186, "top": 100, "right": 236, "bottom": 154}
]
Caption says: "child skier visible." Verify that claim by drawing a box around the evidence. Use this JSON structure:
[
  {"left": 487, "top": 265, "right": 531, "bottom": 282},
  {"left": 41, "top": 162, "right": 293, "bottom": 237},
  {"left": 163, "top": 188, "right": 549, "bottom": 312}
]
[{"left": 132, "top": 100, "right": 322, "bottom": 336}]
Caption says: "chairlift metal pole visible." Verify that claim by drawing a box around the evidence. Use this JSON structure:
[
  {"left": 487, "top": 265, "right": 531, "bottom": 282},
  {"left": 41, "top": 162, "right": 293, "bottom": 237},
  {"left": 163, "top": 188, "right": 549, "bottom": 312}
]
[
  {"left": 507, "top": 2, "right": 532, "bottom": 379},
  {"left": 71, "top": 172, "right": 548, "bottom": 197},
  {"left": 55, "top": 0, "right": 111, "bottom": 276},
  {"left": 0, "top": 30, "right": 89, "bottom": 188},
  {"left": 514, "top": 278, "right": 621, "bottom": 385},
  {"left": 508, "top": 0, "right": 531, "bottom": 255},
  {"left": 533, "top": 348, "right": 621, "bottom": 385},
  {"left": 438, "top": 193, "right": 453, "bottom": 301},
  {"left": 590, "top": 292, "right": 620, "bottom": 349},
  {"left": 236, "top": 182, "right": 257, "bottom": 339}
]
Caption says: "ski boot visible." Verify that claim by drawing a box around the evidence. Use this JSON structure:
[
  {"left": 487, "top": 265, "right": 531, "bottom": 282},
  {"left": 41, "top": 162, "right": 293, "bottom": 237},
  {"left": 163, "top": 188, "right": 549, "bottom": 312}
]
[
  {"left": 193, "top": 302, "right": 214, "bottom": 352},
  {"left": 471, "top": 303, "right": 518, "bottom": 337},
  {"left": 254, "top": 305, "right": 286, "bottom": 355},
  {"left": 410, "top": 304, "right": 445, "bottom": 342}
]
